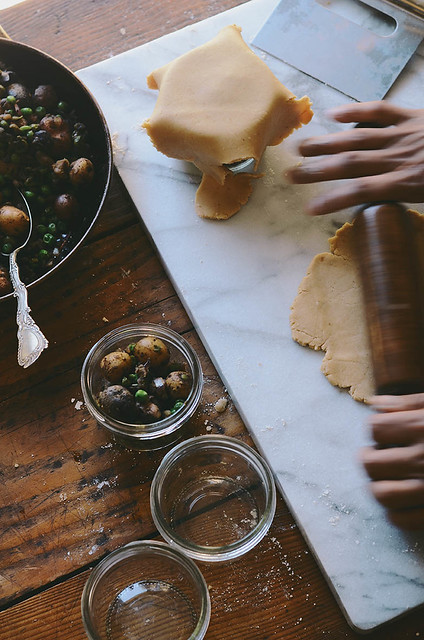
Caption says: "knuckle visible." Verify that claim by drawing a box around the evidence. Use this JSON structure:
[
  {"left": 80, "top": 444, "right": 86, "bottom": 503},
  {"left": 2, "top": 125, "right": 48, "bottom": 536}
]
[
  {"left": 342, "top": 150, "right": 361, "bottom": 166},
  {"left": 411, "top": 443, "right": 424, "bottom": 471},
  {"left": 370, "top": 482, "right": 391, "bottom": 505}
]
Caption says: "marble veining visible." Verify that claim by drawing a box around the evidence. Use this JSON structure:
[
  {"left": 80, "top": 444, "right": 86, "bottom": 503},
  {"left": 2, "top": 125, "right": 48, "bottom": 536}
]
[{"left": 78, "top": 0, "right": 424, "bottom": 631}]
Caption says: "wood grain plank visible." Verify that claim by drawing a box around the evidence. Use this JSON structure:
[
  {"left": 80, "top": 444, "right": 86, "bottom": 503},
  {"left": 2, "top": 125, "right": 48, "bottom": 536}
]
[
  {"left": 0, "top": 1, "right": 422, "bottom": 639},
  {"left": 0, "top": 508, "right": 422, "bottom": 639},
  {"left": 0, "top": 0, "right": 249, "bottom": 70}
]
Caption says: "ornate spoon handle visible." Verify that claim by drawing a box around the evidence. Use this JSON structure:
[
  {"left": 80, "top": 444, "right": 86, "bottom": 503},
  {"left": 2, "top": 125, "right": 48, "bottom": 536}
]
[{"left": 9, "top": 250, "right": 48, "bottom": 368}]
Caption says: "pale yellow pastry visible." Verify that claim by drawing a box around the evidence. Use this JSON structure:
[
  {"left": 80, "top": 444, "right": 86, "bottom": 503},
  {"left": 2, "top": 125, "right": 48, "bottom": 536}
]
[
  {"left": 290, "top": 210, "right": 424, "bottom": 403},
  {"left": 290, "top": 219, "right": 371, "bottom": 403},
  {"left": 143, "top": 24, "right": 313, "bottom": 219}
]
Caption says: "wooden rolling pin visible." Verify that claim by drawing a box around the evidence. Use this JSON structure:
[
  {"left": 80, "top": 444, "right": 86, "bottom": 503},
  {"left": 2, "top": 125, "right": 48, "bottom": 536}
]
[{"left": 354, "top": 202, "right": 424, "bottom": 395}]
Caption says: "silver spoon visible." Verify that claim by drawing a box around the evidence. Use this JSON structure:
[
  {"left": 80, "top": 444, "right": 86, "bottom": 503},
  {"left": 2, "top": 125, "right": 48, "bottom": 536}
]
[
  {"left": 2, "top": 190, "right": 48, "bottom": 368},
  {"left": 224, "top": 158, "right": 256, "bottom": 174}
]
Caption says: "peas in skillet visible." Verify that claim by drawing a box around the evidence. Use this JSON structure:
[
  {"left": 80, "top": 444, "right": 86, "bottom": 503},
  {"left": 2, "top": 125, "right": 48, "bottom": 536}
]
[{"left": 0, "top": 68, "right": 96, "bottom": 295}]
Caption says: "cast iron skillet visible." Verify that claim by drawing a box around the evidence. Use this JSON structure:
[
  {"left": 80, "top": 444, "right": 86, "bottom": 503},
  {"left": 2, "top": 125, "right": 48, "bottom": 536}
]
[{"left": 0, "top": 35, "right": 112, "bottom": 302}]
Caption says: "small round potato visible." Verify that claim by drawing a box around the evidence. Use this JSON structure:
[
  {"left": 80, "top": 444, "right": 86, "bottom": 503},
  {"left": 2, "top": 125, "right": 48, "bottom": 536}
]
[
  {"left": 0, "top": 205, "right": 30, "bottom": 238},
  {"left": 100, "top": 350, "right": 133, "bottom": 384},
  {"left": 69, "top": 157, "right": 94, "bottom": 186},
  {"left": 134, "top": 336, "right": 170, "bottom": 369},
  {"left": 165, "top": 370, "right": 192, "bottom": 400},
  {"left": 97, "top": 385, "right": 136, "bottom": 421}
]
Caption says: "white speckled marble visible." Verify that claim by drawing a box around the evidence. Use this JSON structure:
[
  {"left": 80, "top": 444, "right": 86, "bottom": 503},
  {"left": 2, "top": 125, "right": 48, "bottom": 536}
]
[{"left": 78, "top": 0, "right": 424, "bottom": 631}]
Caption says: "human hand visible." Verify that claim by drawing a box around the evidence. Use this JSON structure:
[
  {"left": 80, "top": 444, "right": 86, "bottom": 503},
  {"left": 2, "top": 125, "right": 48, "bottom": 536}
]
[
  {"left": 360, "top": 393, "right": 424, "bottom": 530},
  {"left": 287, "top": 101, "right": 424, "bottom": 215}
]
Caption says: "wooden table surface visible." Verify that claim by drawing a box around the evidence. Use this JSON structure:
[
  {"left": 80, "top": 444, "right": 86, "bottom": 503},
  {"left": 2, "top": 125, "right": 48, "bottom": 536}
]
[{"left": 0, "top": 1, "right": 422, "bottom": 638}]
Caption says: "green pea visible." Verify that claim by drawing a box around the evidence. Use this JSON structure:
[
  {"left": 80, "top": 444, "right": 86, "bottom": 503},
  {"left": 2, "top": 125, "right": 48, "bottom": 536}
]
[
  {"left": 2, "top": 242, "right": 13, "bottom": 254},
  {"left": 128, "top": 373, "right": 138, "bottom": 384},
  {"left": 48, "top": 222, "right": 56, "bottom": 234},
  {"left": 24, "top": 190, "right": 35, "bottom": 200},
  {"left": 20, "top": 107, "right": 33, "bottom": 117},
  {"left": 26, "top": 130, "right": 34, "bottom": 141},
  {"left": 42, "top": 233, "right": 55, "bottom": 246},
  {"left": 6, "top": 95, "right": 16, "bottom": 104},
  {"left": 127, "top": 343, "right": 136, "bottom": 355},
  {"left": 0, "top": 120, "right": 8, "bottom": 128},
  {"left": 38, "top": 249, "right": 49, "bottom": 261},
  {"left": 35, "top": 106, "right": 46, "bottom": 118},
  {"left": 135, "top": 389, "right": 148, "bottom": 403},
  {"left": 57, "top": 101, "right": 69, "bottom": 112},
  {"left": 173, "top": 400, "right": 184, "bottom": 411}
]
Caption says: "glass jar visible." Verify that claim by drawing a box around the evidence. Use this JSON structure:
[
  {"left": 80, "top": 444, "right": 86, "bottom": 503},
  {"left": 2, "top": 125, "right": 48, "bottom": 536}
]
[{"left": 81, "top": 323, "right": 203, "bottom": 450}]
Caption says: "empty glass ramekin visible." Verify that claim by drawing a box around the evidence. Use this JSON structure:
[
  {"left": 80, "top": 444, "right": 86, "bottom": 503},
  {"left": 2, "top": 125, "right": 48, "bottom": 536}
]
[
  {"left": 81, "top": 540, "right": 211, "bottom": 640},
  {"left": 81, "top": 323, "right": 203, "bottom": 450},
  {"left": 150, "top": 435, "right": 276, "bottom": 562}
]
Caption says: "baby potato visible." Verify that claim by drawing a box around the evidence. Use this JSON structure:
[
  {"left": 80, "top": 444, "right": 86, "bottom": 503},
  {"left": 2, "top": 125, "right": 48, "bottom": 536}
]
[
  {"left": 165, "top": 370, "right": 192, "bottom": 400},
  {"left": 0, "top": 205, "right": 30, "bottom": 238},
  {"left": 98, "top": 384, "right": 136, "bottom": 421},
  {"left": 100, "top": 350, "right": 133, "bottom": 384},
  {"left": 69, "top": 157, "right": 94, "bottom": 186},
  {"left": 134, "top": 336, "right": 170, "bottom": 369}
]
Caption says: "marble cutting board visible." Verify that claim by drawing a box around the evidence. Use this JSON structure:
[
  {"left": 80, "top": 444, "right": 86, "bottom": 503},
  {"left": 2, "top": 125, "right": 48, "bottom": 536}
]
[{"left": 78, "top": 0, "right": 424, "bottom": 631}]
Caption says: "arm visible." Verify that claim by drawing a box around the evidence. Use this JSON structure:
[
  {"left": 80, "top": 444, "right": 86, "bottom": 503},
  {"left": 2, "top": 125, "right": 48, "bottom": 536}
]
[{"left": 287, "top": 101, "right": 424, "bottom": 216}]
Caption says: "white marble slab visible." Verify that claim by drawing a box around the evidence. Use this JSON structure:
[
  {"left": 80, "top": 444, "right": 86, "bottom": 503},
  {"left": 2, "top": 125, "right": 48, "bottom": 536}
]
[{"left": 78, "top": 0, "right": 424, "bottom": 631}]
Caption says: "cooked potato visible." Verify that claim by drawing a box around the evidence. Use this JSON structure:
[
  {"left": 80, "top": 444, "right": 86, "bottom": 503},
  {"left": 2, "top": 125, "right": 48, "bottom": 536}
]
[
  {"left": 97, "top": 384, "right": 136, "bottom": 421},
  {"left": 69, "top": 158, "right": 94, "bottom": 186},
  {"left": 134, "top": 336, "right": 170, "bottom": 369},
  {"left": 0, "top": 205, "right": 29, "bottom": 237},
  {"left": 165, "top": 370, "right": 192, "bottom": 400},
  {"left": 100, "top": 350, "right": 133, "bottom": 383}
]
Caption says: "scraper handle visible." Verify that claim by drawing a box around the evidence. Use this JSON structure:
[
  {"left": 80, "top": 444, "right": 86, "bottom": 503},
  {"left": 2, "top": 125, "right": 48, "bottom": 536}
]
[
  {"left": 354, "top": 203, "right": 424, "bottom": 395},
  {"left": 384, "top": 0, "right": 424, "bottom": 20}
]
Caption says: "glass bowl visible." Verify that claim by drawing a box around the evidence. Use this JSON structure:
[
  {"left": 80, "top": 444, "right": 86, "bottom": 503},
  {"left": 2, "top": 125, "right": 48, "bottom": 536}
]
[
  {"left": 150, "top": 435, "right": 276, "bottom": 562},
  {"left": 81, "top": 323, "right": 203, "bottom": 450},
  {"left": 81, "top": 540, "right": 211, "bottom": 640}
]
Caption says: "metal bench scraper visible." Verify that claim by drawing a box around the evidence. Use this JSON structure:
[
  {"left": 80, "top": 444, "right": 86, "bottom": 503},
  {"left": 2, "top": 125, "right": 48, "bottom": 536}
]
[{"left": 252, "top": 0, "right": 424, "bottom": 102}]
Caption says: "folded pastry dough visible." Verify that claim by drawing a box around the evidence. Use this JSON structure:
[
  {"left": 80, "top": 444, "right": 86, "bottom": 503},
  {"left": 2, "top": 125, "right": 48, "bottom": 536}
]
[{"left": 143, "top": 24, "right": 313, "bottom": 219}]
